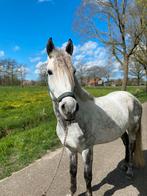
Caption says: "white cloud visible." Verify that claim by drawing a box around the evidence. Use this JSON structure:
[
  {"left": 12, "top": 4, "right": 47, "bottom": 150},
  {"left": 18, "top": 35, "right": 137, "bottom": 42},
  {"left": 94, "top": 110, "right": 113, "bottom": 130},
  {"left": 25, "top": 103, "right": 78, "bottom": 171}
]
[
  {"left": 38, "top": 0, "right": 53, "bottom": 3},
  {"left": 30, "top": 48, "right": 47, "bottom": 64},
  {"left": 79, "top": 41, "right": 97, "bottom": 52},
  {"left": 35, "top": 61, "right": 47, "bottom": 74},
  {"left": 0, "top": 50, "right": 5, "bottom": 57},
  {"left": 73, "top": 41, "right": 109, "bottom": 68},
  {"left": 84, "top": 0, "right": 111, "bottom": 6},
  {"left": 34, "top": 40, "right": 120, "bottom": 78},
  {"left": 61, "top": 40, "right": 107, "bottom": 68},
  {"left": 59, "top": 40, "right": 111, "bottom": 70},
  {"left": 36, "top": 61, "right": 44, "bottom": 69},
  {"left": 74, "top": 54, "right": 85, "bottom": 61},
  {"left": 40, "top": 48, "right": 46, "bottom": 55},
  {"left": 13, "top": 45, "right": 20, "bottom": 52},
  {"left": 61, "top": 42, "right": 68, "bottom": 49},
  {"left": 29, "top": 56, "right": 41, "bottom": 63}
]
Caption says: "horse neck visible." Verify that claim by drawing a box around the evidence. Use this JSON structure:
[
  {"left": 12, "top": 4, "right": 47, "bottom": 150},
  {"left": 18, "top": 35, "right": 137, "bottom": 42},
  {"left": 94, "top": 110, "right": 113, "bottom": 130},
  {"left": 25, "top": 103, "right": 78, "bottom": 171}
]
[{"left": 74, "top": 77, "right": 94, "bottom": 102}]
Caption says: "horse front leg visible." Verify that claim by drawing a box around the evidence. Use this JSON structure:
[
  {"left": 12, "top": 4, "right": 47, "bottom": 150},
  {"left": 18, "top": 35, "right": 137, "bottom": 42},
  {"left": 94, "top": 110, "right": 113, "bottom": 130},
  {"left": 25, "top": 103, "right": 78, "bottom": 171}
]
[
  {"left": 82, "top": 147, "right": 93, "bottom": 196},
  {"left": 66, "top": 148, "right": 78, "bottom": 196}
]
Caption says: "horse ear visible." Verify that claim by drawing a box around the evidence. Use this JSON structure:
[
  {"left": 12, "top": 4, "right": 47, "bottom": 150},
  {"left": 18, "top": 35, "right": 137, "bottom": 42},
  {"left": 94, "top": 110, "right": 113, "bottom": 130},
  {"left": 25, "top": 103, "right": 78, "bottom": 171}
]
[
  {"left": 46, "top": 37, "right": 55, "bottom": 57},
  {"left": 66, "top": 39, "right": 73, "bottom": 55}
]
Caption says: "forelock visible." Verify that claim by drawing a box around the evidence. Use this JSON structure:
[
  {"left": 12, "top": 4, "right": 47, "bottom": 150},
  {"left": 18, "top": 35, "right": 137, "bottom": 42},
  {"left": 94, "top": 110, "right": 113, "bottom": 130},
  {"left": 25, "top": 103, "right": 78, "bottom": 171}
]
[
  {"left": 52, "top": 49, "right": 72, "bottom": 68},
  {"left": 49, "top": 49, "right": 74, "bottom": 85}
]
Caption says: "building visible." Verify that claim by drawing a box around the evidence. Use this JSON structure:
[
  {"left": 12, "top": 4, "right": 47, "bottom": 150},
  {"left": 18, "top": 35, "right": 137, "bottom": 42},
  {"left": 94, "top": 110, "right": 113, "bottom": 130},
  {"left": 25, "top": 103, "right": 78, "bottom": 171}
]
[{"left": 79, "top": 77, "right": 103, "bottom": 86}]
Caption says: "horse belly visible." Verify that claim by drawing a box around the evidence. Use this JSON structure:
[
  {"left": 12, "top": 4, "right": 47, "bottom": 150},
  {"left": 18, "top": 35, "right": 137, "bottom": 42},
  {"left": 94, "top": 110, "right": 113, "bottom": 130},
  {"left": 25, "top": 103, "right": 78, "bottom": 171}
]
[
  {"left": 93, "top": 102, "right": 129, "bottom": 144},
  {"left": 94, "top": 126, "right": 125, "bottom": 144}
]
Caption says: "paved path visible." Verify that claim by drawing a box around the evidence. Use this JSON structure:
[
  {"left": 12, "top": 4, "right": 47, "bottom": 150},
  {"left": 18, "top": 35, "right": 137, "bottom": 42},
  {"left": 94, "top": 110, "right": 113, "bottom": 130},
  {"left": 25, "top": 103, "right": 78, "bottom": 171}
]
[{"left": 0, "top": 103, "right": 147, "bottom": 196}]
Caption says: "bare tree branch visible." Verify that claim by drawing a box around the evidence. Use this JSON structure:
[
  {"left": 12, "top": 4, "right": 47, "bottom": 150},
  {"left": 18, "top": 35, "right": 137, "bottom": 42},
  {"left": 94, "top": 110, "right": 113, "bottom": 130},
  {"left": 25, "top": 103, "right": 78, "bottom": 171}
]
[{"left": 74, "top": 0, "right": 146, "bottom": 90}]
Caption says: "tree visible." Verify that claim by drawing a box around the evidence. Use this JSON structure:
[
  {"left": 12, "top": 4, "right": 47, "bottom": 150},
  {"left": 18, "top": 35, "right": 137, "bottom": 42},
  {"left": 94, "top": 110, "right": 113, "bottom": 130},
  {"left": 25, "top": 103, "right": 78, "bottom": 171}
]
[
  {"left": 76, "top": 64, "right": 88, "bottom": 85},
  {"left": 129, "top": 60, "right": 145, "bottom": 86},
  {"left": 134, "top": 38, "right": 147, "bottom": 91},
  {"left": 99, "top": 65, "right": 111, "bottom": 84},
  {"left": 0, "top": 60, "right": 4, "bottom": 85},
  {"left": 87, "top": 65, "right": 102, "bottom": 83},
  {"left": 6, "top": 59, "right": 17, "bottom": 85},
  {"left": 100, "top": 56, "right": 115, "bottom": 84},
  {"left": 133, "top": 0, "right": 147, "bottom": 91},
  {"left": 36, "top": 62, "right": 47, "bottom": 85},
  {"left": 74, "top": 0, "right": 145, "bottom": 90},
  {"left": 76, "top": 56, "right": 115, "bottom": 85},
  {"left": 16, "top": 64, "right": 28, "bottom": 86},
  {"left": 0, "top": 59, "right": 17, "bottom": 85},
  {"left": 0, "top": 59, "right": 28, "bottom": 86}
]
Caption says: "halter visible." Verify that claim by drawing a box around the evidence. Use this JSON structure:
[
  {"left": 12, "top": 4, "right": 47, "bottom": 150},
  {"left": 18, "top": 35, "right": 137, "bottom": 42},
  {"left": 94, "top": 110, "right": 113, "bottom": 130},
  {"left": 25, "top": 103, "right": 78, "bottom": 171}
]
[
  {"left": 57, "top": 92, "right": 75, "bottom": 102},
  {"left": 49, "top": 88, "right": 75, "bottom": 104}
]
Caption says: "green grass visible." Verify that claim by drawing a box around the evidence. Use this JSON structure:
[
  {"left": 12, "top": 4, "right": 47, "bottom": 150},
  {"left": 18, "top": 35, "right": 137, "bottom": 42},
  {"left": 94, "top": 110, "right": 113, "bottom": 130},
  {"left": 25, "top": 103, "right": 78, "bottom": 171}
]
[
  {"left": 0, "top": 122, "right": 60, "bottom": 179},
  {"left": 0, "top": 86, "right": 60, "bottom": 179},
  {"left": 0, "top": 86, "right": 53, "bottom": 135},
  {"left": 0, "top": 85, "right": 146, "bottom": 180}
]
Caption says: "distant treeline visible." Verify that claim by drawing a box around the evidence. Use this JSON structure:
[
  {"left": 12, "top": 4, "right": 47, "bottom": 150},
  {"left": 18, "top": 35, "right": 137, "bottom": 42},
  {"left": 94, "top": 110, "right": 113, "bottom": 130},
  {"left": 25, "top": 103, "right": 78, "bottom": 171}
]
[{"left": 0, "top": 58, "right": 28, "bottom": 86}]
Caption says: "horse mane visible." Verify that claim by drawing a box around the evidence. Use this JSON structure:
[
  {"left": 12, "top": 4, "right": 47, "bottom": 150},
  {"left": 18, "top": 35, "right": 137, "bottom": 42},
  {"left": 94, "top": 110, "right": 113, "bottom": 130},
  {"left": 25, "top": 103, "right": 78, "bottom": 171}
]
[{"left": 74, "top": 77, "right": 94, "bottom": 102}]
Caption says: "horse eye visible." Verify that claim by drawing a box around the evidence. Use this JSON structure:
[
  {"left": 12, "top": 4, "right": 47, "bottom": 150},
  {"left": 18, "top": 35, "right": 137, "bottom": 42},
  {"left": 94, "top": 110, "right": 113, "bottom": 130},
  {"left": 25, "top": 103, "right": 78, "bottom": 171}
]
[
  {"left": 48, "top": 70, "right": 53, "bottom": 75},
  {"left": 73, "top": 69, "right": 76, "bottom": 74}
]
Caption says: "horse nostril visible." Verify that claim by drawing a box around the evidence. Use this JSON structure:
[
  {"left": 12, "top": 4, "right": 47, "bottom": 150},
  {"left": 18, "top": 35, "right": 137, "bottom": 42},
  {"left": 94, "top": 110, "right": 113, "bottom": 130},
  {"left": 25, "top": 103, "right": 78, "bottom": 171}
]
[
  {"left": 60, "top": 101, "right": 79, "bottom": 118},
  {"left": 61, "top": 103, "right": 65, "bottom": 111},
  {"left": 75, "top": 103, "right": 79, "bottom": 112}
]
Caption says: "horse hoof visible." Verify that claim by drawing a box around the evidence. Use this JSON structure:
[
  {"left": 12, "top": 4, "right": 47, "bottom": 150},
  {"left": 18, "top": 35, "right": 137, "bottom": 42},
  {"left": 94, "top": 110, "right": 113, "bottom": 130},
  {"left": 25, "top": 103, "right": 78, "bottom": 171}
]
[
  {"left": 120, "top": 161, "right": 128, "bottom": 171},
  {"left": 120, "top": 164, "right": 128, "bottom": 172},
  {"left": 126, "top": 168, "right": 134, "bottom": 179}
]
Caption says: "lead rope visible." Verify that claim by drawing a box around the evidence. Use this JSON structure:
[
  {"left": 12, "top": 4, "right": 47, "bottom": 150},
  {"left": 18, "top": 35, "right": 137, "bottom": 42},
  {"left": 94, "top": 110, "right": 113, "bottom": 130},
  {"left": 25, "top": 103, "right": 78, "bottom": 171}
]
[{"left": 42, "top": 126, "right": 68, "bottom": 196}]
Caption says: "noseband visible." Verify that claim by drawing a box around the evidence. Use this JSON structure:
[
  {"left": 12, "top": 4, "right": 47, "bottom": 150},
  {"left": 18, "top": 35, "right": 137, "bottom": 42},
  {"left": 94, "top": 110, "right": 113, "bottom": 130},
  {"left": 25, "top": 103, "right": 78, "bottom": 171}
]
[
  {"left": 57, "top": 92, "right": 75, "bottom": 103},
  {"left": 49, "top": 90, "right": 75, "bottom": 104}
]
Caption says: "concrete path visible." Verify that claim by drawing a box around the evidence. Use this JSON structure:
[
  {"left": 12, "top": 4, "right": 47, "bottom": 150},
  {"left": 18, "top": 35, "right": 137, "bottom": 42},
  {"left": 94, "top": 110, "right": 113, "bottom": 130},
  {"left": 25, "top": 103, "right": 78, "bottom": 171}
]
[{"left": 0, "top": 103, "right": 147, "bottom": 196}]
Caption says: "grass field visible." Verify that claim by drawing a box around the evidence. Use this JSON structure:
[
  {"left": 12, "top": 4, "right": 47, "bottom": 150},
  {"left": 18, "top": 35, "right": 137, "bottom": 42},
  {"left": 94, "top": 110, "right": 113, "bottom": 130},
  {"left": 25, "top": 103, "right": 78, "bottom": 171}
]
[{"left": 0, "top": 85, "right": 147, "bottom": 180}]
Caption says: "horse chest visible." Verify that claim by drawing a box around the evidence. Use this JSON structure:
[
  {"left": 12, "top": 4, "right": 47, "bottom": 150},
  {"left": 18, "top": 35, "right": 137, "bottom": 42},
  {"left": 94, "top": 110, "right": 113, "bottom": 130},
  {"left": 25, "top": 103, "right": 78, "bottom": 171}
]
[{"left": 56, "top": 122, "right": 91, "bottom": 152}]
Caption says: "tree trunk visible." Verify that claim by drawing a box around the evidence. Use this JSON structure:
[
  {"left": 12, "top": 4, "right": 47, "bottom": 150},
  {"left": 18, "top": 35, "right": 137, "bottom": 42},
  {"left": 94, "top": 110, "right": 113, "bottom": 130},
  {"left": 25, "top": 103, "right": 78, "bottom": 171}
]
[
  {"left": 137, "top": 76, "right": 140, "bottom": 86},
  {"left": 121, "top": 57, "right": 129, "bottom": 91},
  {"left": 145, "top": 69, "right": 147, "bottom": 94},
  {"left": 80, "top": 77, "right": 82, "bottom": 85}
]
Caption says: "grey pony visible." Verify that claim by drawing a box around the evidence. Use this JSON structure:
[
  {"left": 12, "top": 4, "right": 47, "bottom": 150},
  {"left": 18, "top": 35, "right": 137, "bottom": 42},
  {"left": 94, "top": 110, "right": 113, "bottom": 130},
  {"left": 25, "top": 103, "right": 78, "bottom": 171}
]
[{"left": 46, "top": 38, "right": 144, "bottom": 196}]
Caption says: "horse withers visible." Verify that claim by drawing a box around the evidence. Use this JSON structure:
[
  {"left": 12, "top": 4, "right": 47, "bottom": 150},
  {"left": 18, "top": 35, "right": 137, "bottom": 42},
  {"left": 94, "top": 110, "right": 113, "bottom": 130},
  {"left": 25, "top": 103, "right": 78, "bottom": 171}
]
[{"left": 46, "top": 38, "right": 144, "bottom": 196}]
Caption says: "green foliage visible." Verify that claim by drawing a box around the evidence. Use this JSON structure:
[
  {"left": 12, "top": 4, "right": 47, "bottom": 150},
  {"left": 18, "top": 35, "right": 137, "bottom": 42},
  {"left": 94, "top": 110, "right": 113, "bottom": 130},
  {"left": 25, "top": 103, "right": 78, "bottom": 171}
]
[{"left": 0, "top": 85, "right": 146, "bottom": 180}]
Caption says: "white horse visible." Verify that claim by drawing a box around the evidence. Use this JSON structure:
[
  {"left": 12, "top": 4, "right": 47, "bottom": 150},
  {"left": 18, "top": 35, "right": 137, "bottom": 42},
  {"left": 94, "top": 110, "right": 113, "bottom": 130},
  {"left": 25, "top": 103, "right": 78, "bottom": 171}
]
[{"left": 46, "top": 38, "right": 144, "bottom": 196}]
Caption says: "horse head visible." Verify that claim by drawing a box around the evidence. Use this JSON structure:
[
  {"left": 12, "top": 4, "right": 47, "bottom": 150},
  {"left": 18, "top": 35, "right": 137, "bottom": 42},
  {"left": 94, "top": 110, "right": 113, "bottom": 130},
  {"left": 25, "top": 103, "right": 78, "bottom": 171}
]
[{"left": 46, "top": 38, "right": 79, "bottom": 121}]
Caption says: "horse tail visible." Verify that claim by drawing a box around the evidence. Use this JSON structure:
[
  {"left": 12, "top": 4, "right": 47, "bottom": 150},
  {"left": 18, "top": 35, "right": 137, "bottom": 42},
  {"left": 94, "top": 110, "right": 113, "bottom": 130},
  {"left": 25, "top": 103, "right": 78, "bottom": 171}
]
[{"left": 134, "top": 120, "right": 145, "bottom": 167}]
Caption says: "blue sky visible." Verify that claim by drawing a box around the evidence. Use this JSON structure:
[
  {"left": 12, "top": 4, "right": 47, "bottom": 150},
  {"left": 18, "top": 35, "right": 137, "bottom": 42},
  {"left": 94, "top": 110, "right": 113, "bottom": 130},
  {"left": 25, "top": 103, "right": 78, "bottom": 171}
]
[
  {"left": 0, "top": 0, "right": 83, "bottom": 79},
  {"left": 0, "top": 0, "right": 120, "bottom": 80}
]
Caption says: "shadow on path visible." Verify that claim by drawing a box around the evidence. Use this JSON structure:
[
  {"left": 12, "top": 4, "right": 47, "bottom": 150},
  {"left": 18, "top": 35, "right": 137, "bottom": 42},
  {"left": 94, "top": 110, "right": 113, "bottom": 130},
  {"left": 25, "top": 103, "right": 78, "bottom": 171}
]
[{"left": 79, "top": 150, "right": 147, "bottom": 196}]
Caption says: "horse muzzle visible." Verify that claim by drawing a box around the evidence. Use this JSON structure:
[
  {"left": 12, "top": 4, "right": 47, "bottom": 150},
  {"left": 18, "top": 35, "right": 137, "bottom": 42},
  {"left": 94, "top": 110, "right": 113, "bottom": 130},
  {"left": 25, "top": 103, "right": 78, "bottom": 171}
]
[{"left": 59, "top": 97, "right": 79, "bottom": 121}]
